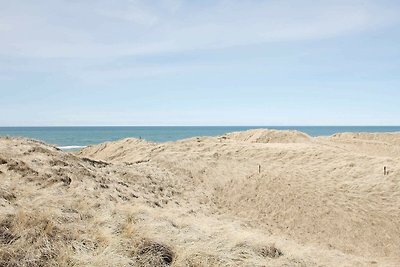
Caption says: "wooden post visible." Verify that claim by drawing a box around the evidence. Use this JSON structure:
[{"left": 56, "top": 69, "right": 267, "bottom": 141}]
[
  {"left": 258, "top": 164, "right": 261, "bottom": 174},
  {"left": 384, "top": 166, "right": 387, "bottom": 175}
]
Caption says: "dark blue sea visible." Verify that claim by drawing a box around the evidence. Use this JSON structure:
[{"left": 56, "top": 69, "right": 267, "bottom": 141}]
[{"left": 0, "top": 126, "right": 399, "bottom": 150}]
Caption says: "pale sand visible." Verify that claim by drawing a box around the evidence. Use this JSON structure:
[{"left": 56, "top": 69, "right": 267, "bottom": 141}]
[{"left": 0, "top": 129, "right": 399, "bottom": 266}]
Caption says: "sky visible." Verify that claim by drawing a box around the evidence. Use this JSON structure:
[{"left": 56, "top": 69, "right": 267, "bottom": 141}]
[{"left": 0, "top": 0, "right": 400, "bottom": 126}]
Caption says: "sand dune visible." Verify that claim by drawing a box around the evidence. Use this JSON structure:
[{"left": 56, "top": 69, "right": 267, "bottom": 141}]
[
  {"left": 331, "top": 132, "right": 400, "bottom": 145},
  {"left": 1, "top": 129, "right": 400, "bottom": 266},
  {"left": 223, "top": 129, "right": 311, "bottom": 143}
]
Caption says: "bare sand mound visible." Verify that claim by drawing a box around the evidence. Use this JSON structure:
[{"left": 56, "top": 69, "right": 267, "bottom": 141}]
[
  {"left": 223, "top": 129, "right": 311, "bottom": 143},
  {"left": 2, "top": 130, "right": 400, "bottom": 266}
]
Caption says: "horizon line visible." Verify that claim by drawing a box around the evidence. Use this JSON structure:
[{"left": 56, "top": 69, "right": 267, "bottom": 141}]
[{"left": 1, "top": 125, "right": 400, "bottom": 128}]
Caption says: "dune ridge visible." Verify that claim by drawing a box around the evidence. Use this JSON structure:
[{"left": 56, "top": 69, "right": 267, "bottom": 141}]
[
  {"left": 1, "top": 129, "right": 400, "bottom": 266},
  {"left": 222, "top": 129, "right": 311, "bottom": 143}
]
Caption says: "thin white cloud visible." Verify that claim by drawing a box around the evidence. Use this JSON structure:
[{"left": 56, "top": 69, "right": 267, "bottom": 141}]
[
  {"left": 0, "top": 0, "right": 398, "bottom": 59},
  {"left": 95, "top": 4, "right": 159, "bottom": 26}
]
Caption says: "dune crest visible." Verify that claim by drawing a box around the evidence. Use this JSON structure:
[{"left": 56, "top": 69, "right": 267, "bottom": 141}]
[
  {"left": 331, "top": 132, "right": 400, "bottom": 145},
  {"left": 223, "top": 129, "right": 311, "bottom": 143}
]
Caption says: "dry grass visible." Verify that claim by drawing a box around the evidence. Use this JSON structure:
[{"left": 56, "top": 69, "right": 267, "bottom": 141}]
[{"left": 0, "top": 211, "right": 72, "bottom": 266}]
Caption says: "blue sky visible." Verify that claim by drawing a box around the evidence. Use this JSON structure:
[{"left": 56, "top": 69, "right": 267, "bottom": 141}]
[{"left": 1, "top": 0, "right": 399, "bottom": 126}]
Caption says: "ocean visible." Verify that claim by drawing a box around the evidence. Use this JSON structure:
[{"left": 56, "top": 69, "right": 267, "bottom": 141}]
[{"left": 0, "top": 126, "right": 399, "bottom": 150}]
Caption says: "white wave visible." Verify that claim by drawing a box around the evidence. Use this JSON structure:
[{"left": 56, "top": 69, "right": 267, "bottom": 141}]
[{"left": 58, "top": 145, "right": 86, "bottom": 150}]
